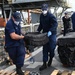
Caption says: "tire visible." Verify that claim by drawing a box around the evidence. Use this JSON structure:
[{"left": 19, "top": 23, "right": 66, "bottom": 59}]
[
  {"left": 58, "top": 46, "right": 75, "bottom": 67},
  {"left": 24, "top": 32, "right": 49, "bottom": 46}
]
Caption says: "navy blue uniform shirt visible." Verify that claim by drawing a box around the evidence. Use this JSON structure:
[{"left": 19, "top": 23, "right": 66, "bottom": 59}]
[
  {"left": 5, "top": 19, "right": 23, "bottom": 47},
  {"left": 37, "top": 12, "right": 58, "bottom": 34},
  {"left": 71, "top": 12, "right": 75, "bottom": 31}
]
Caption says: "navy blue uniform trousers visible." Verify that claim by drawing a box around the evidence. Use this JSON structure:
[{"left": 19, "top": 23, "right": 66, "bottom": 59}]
[
  {"left": 43, "top": 34, "right": 56, "bottom": 62},
  {"left": 6, "top": 44, "right": 25, "bottom": 68}
]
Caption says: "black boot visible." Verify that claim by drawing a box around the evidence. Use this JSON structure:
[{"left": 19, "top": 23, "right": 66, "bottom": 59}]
[
  {"left": 39, "top": 62, "right": 47, "bottom": 71},
  {"left": 16, "top": 68, "right": 24, "bottom": 75},
  {"left": 48, "top": 58, "right": 52, "bottom": 67}
]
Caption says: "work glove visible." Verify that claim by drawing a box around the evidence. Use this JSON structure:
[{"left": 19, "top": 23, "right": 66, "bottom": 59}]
[
  {"left": 23, "top": 33, "right": 30, "bottom": 45},
  {"left": 47, "top": 31, "right": 52, "bottom": 37}
]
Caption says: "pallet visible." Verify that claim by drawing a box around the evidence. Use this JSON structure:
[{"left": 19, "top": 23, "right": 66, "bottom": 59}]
[
  {"left": 0, "top": 70, "right": 30, "bottom": 75},
  {"left": 51, "top": 70, "right": 75, "bottom": 75},
  {"left": 51, "top": 70, "right": 59, "bottom": 75}
]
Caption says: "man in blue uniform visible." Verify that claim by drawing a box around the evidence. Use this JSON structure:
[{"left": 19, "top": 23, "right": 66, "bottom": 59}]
[
  {"left": 62, "top": 12, "right": 71, "bottom": 36},
  {"left": 37, "top": 4, "right": 58, "bottom": 71},
  {"left": 5, "top": 12, "right": 25, "bottom": 75},
  {"left": 71, "top": 12, "right": 75, "bottom": 31}
]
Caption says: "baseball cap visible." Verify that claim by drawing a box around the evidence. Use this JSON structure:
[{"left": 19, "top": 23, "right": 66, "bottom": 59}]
[
  {"left": 41, "top": 3, "right": 48, "bottom": 11},
  {"left": 64, "top": 12, "right": 68, "bottom": 15},
  {"left": 12, "top": 12, "right": 22, "bottom": 22}
]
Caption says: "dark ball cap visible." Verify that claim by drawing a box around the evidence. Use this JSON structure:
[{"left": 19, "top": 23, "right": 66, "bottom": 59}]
[
  {"left": 12, "top": 12, "right": 22, "bottom": 22},
  {"left": 41, "top": 3, "right": 48, "bottom": 11},
  {"left": 65, "top": 12, "right": 68, "bottom": 15}
]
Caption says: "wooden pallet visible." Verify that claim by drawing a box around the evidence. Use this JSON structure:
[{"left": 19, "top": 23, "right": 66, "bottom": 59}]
[
  {"left": 51, "top": 70, "right": 75, "bottom": 75},
  {"left": 0, "top": 70, "right": 30, "bottom": 75}
]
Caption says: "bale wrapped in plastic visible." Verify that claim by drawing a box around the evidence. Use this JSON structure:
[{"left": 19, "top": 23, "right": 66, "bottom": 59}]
[
  {"left": 57, "top": 32, "right": 75, "bottom": 67},
  {"left": 57, "top": 32, "right": 75, "bottom": 47},
  {"left": 24, "top": 32, "right": 49, "bottom": 46},
  {"left": 58, "top": 46, "right": 75, "bottom": 67}
]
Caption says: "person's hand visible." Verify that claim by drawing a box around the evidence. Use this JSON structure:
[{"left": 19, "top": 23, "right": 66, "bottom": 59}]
[
  {"left": 47, "top": 31, "right": 52, "bottom": 37},
  {"left": 21, "top": 35, "right": 24, "bottom": 39}
]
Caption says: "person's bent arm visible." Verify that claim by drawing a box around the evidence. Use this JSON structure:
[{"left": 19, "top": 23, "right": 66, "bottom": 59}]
[{"left": 10, "top": 32, "right": 24, "bottom": 40}]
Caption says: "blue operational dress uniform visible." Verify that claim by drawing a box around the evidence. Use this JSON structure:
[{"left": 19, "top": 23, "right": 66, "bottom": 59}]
[
  {"left": 71, "top": 12, "right": 75, "bottom": 31},
  {"left": 38, "top": 11, "right": 58, "bottom": 61},
  {"left": 37, "top": 5, "right": 58, "bottom": 70},
  {"left": 5, "top": 18, "right": 25, "bottom": 68},
  {"left": 62, "top": 13, "right": 71, "bottom": 36}
]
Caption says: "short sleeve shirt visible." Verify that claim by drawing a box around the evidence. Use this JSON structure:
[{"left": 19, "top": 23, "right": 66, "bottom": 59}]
[{"left": 5, "top": 19, "right": 22, "bottom": 47}]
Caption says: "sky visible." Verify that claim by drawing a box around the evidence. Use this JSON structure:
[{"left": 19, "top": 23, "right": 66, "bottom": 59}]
[
  {"left": 67, "top": 0, "right": 75, "bottom": 11},
  {"left": 54, "top": 0, "right": 75, "bottom": 13}
]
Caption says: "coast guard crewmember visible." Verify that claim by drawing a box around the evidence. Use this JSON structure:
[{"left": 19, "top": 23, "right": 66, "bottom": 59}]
[
  {"left": 5, "top": 12, "right": 25, "bottom": 75},
  {"left": 37, "top": 3, "right": 58, "bottom": 71}
]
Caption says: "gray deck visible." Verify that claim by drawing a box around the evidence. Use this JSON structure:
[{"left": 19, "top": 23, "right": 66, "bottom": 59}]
[
  {"left": 22, "top": 47, "right": 75, "bottom": 75},
  {"left": 1, "top": 34, "right": 75, "bottom": 75}
]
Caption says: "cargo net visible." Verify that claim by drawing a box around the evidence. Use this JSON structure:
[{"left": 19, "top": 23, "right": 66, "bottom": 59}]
[{"left": 58, "top": 46, "right": 75, "bottom": 67}]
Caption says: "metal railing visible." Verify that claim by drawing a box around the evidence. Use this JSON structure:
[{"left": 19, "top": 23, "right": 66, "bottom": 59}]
[{"left": 21, "top": 23, "right": 39, "bottom": 33}]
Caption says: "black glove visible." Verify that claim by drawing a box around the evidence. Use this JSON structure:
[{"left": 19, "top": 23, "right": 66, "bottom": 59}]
[{"left": 23, "top": 34, "right": 30, "bottom": 45}]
